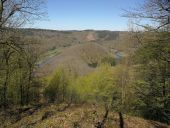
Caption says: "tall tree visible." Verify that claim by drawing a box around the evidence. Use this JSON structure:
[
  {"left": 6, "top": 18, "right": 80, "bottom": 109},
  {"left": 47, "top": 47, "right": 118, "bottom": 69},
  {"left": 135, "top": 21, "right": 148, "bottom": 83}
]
[
  {"left": 124, "top": 0, "right": 170, "bottom": 124},
  {"left": 0, "top": 0, "right": 46, "bottom": 108}
]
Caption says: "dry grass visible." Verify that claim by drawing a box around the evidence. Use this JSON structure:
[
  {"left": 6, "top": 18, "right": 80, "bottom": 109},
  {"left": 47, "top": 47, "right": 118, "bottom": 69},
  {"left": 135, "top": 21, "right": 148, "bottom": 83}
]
[{"left": 0, "top": 104, "right": 169, "bottom": 128}]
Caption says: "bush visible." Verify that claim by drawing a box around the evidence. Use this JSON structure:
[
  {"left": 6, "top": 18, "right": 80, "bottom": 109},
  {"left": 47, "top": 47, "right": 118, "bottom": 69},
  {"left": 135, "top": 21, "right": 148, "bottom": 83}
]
[
  {"left": 70, "top": 64, "right": 116, "bottom": 106},
  {"left": 43, "top": 67, "right": 70, "bottom": 103},
  {"left": 101, "top": 56, "right": 116, "bottom": 66}
]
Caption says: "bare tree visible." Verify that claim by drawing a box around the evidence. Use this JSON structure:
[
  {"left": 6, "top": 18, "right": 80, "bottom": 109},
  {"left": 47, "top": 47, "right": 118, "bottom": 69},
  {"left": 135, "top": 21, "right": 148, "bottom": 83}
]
[
  {"left": 0, "top": 0, "right": 46, "bottom": 29},
  {"left": 0, "top": 0, "right": 46, "bottom": 53},
  {"left": 0, "top": 0, "right": 46, "bottom": 108},
  {"left": 123, "top": 0, "right": 170, "bottom": 30}
]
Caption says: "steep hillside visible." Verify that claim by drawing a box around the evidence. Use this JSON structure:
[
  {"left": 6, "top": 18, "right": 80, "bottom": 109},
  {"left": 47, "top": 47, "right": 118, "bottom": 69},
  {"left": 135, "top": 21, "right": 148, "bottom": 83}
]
[
  {"left": 20, "top": 29, "right": 121, "bottom": 53},
  {"left": 36, "top": 42, "right": 111, "bottom": 76},
  {"left": 18, "top": 29, "right": 128, "bottom": 76}
]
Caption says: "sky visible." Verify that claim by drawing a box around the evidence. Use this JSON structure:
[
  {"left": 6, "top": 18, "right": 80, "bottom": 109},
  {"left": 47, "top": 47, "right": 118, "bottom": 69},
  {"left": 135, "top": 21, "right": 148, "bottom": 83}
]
[{"left": 31, "top": 0, "right": 144, "bottom": 31}]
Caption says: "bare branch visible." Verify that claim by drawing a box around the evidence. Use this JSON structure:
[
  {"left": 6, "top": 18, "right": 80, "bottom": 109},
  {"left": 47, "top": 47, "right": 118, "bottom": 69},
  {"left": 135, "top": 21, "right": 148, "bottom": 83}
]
[{"left": 123, "top": 0, "right": 170, "bottom": 31}]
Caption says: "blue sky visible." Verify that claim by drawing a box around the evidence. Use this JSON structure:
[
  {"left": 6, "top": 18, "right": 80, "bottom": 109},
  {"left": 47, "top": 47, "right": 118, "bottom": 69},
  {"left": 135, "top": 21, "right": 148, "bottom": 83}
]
[{"left": 32, "top": 0, "right": 144, "bottom": 30}]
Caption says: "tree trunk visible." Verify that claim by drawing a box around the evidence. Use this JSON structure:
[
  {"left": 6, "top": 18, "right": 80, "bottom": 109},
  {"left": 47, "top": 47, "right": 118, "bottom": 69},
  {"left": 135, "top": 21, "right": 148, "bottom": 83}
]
[
  {"left": 102, "top": 109, "right": 109, "bottom": 125},
  {"left": 119, "top": 112, "right": 124, "bottom": 128},
  {"left": 95, "top": 107, "right": 109, "bottom": 128},
  {"left": 26, "top": 65, "right": 32, "bottom": 105},
  {"left": 20, "top": 81, "right": 24, "bottom": 106},
  {"left": 3, "top": 58, "right": 9, "bottom": 109},
  {"left": 0, "top": 0, "right": 3, "bottom": 27},
  {"left": 3, "top": 68, "right": 9, "bottom": 109}
]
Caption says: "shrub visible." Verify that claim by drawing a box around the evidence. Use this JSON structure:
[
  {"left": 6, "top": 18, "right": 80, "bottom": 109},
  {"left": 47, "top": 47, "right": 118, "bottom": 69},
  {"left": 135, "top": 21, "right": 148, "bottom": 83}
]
[
  {"left": 43, "top": 67, "right": 70, "bottom": 103},
  {"left": 101, "top": 56, "right": 116, "bottom": 66}
]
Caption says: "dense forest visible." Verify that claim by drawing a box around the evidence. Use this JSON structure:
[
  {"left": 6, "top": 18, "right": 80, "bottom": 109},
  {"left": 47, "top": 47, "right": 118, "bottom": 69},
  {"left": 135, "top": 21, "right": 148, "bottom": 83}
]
[{"left": 0, "top": 0, "right": 170, "bottom": 128}]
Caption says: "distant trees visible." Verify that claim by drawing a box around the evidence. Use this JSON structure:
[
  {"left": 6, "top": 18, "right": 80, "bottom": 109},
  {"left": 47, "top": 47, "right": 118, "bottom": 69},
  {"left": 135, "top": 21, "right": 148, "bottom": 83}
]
[
  {"left": 101, "top": 56, "right": 116, "bottom": 66},
  {"left": 80, "top": 43, "right": 113, "bottom": 68},
  {"left": 97, "top": 31, "right": 119, "bottom": 40}
]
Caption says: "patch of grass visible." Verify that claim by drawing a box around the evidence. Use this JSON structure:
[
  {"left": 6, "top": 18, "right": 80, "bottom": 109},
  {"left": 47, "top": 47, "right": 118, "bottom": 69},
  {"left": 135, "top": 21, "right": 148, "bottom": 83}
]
[
  {"left": 37, "top": 48, "right": 61, "bottom": 65},
  {"left": 43, "top": 48, "right": 61, "bottom": 58}
]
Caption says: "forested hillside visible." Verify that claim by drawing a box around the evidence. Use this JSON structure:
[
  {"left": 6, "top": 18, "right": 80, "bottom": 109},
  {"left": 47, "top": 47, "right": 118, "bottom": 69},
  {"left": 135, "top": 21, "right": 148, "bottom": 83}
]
[{"left": 0, "top": 0, "right": 170, "bottom": 128}]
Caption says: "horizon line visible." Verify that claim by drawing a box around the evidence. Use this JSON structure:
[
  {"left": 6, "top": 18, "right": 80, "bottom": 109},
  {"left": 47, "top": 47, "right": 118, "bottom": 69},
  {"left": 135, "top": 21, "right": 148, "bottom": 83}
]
[{"left": 21, "top": 27, "right": 128, "bottom": 32}]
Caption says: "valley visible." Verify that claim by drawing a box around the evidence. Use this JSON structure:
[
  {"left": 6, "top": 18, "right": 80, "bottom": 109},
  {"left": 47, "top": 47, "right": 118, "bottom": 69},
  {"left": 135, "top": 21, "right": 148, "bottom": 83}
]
[{"left": 0, "top": 0, "right": 170, "bottom": 127}]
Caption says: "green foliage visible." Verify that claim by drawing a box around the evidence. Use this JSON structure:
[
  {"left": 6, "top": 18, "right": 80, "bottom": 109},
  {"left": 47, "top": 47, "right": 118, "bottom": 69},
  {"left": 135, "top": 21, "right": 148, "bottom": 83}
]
[
  {"left": 101, "top": 56, "right": 116, "bottom": 66},
  {"left": 72, "top": 64, "right": 115, "bottom": 105},
  {"left": 43, "top": 67, "right": 71, "bottom": 103},
  {"left": 44, "top": 64, "right": 117, "bottom": 106},
  {"left": 43, "top": 63, "right": 136, "bottom": 116},
  {"left": 134, "top": 32, "right": 170, "bottom": 124},
  {"left": 97, "top": 31, "right": 119, "bottom": 40},
  {"left": 88, "top": 62, "right": 98, "bottom": 68},
  {"left": 0, "top": 31, "right": 41, "bottom": 107}
]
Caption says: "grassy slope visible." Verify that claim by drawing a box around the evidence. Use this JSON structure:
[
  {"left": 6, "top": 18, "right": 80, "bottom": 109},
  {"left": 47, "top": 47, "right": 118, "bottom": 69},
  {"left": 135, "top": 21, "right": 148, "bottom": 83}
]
[{"left": 0, "top": 104, "right": 169, "bottom": 128}]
